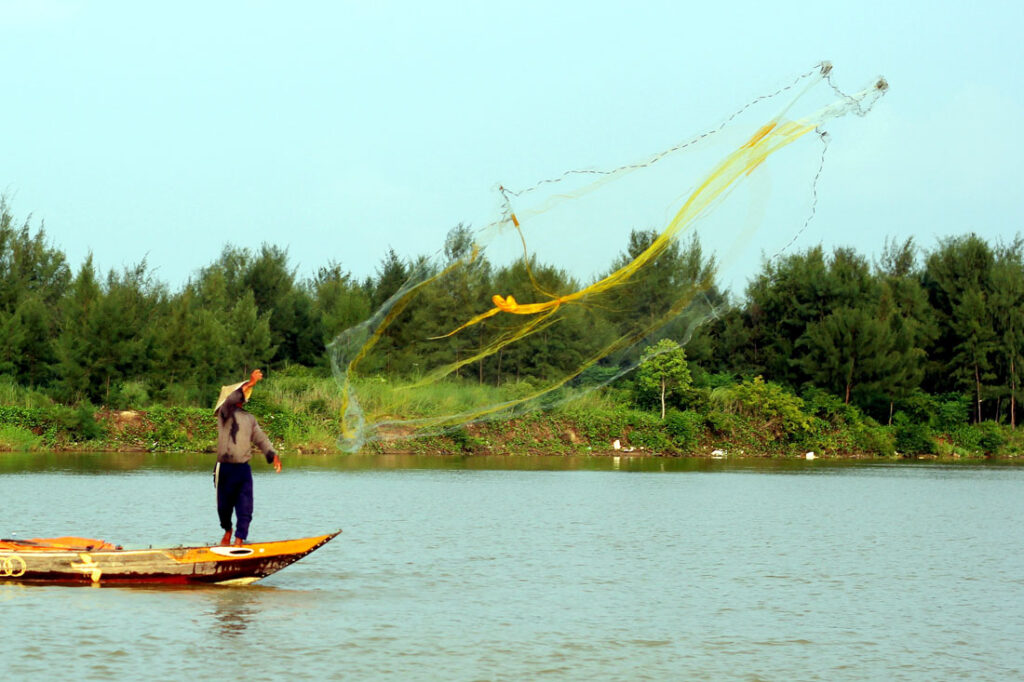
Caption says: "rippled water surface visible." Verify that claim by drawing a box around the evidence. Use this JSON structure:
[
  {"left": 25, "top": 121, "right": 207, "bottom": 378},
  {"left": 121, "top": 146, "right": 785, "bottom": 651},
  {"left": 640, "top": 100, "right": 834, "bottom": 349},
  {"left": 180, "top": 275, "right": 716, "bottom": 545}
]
[{"left": 1, "top": 453, "right": 1022, "bottom": 680}]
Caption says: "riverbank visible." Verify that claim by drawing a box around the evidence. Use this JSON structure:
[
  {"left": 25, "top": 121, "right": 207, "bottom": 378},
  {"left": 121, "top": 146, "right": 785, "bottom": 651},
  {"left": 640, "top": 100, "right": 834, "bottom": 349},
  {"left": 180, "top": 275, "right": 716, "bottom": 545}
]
[{"left": 1, "top": 399, "right": 1020, "bottom": 460}]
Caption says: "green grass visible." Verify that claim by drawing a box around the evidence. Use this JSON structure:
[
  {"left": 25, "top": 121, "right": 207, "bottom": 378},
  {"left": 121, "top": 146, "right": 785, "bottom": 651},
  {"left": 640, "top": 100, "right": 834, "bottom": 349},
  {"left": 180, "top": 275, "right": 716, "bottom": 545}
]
[
  {"left": 0, "top": 424, "right": 43, "bottom": 452},
  {"left": 0, "top": 376, "right": 55, "bottom": 409}
]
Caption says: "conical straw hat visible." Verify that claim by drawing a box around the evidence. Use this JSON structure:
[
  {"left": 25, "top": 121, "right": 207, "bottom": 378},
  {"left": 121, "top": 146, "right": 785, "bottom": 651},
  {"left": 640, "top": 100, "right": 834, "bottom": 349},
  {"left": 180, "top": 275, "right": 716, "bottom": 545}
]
[{"left": 213, "top": 381, "right": 253, "bottom": 413}]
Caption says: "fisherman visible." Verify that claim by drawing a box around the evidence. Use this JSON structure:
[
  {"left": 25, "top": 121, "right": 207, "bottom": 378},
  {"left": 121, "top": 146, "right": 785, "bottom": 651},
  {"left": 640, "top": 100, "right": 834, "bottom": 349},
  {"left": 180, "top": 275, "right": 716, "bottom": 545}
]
[{"left": 213, "top": 369, "right": 282, "bottom": 546}]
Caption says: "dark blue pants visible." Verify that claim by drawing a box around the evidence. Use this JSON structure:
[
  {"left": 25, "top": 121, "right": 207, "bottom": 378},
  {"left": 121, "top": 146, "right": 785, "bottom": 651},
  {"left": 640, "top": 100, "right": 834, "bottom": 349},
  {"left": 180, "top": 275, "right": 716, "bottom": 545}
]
[{"left": 215, "top": 462, "right": 254, "bottom": 540}]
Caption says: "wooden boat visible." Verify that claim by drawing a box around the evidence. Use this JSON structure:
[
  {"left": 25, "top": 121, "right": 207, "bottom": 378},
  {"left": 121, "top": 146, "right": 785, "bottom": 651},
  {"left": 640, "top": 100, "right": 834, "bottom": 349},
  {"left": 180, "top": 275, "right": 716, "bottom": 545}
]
[{"left": 0, "top": 531, "right": 340, "bottom": 586}]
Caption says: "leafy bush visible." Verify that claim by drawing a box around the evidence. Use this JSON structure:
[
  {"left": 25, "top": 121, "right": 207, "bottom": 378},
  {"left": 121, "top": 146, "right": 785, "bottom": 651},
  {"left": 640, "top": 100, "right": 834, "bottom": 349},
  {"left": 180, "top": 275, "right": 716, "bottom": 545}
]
[
  {"left": 802, "top": 387, "right": 861, "bottom": 426},
  {"left": 704, "top": 410, "right": 737, "bottom": 436},
  {"left": 113, "top": 381, "right": 150, "bottom": 409},
  {"left": 157, "top": 382, "right": 205, "bottom": 407},
  {"left": 892, "top": 413, "right": 934, "bottom": 455},
  {"left": 852, "top": 424, "right": 895, "bottom": 457},
  {"left": 931, "top": 393, "right": 970, "bottom": 433},
  {"left": 792, "top": 416, "right": 839, "bottom": 454},
  {"left": 307, "top": 398, "right": 332, "bottom": 417},
  {"left": 574, "top": 364, "right": 622, "bottom": 389},
  {"left": 950, "top": 425, "right": 981, "bottom": 450},
  {"left": 0, "top": 424, "right": 42, "bottom": 451},
  {"left": 0, "top": 375, "right": 54, "bottom": 408},
  {"left": 623, "top": 410, "right": 672, "bottom": 450},
  {"left": 975, "top": 421, "right": 1006, "bottom": 454},
  {"left": 717, "top": 376, "right": 810, "bottom": 440},
  {"left": 54, "top": 404, "right": 104, "bottom": 441},
  {"left": 628, "top": 428, "right": 673, "bottom": 452},
  {"left": 145, "top": 407, "right": 215, "bottom": 451},
  {"left": 447, "top": 426, "right": 486, "bottom": 453},
  {"left": 664, "top": 409, "right": 703, "bottom": 450},
  {"left": 895, "top": 390, "right": 938, "bottom": 423},
  {"left": 563, "top": 405, "right": 631, "bottom": 443}
]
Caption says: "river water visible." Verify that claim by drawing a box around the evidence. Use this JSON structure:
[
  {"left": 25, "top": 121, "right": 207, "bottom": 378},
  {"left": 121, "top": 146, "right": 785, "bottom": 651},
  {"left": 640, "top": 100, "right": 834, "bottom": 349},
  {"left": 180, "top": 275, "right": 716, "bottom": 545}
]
[{"left": 1, "top": 453, "right": 1022, "bottom": 680}]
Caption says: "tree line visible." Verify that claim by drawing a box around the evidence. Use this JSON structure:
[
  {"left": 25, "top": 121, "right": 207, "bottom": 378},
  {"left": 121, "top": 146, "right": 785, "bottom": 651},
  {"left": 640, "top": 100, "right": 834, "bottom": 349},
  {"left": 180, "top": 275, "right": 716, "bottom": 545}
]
[{"left": 1, "top": 199, "right": 1021, "bottom": 428}]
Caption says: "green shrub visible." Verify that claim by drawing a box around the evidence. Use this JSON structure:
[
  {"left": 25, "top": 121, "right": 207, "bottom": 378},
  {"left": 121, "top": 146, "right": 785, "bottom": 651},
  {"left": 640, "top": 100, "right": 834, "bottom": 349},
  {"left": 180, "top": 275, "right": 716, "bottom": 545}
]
[
  {"left": 802, "top": 387, "right": 861, "bottom": 427},
  {"left": 574, "top": 364, "right": 622, "bottom": 389},
  {"left": 892, "top": 413, "right": 934, "bottom": 455},
  {"left": 931, "top": 394, "right": 970, "bottom": 433},
  {"left": 896, "top": 390, "right": 939, "bottom": 424},
  {"left": 664, "top": 409, "right": 703, "bottom": 450},
  {"left": 717, "top": 376, "right": 810, "bottom": 440},
  {"left": 54, "top": 404, "right": 104, "bottom": 441},
  {"left": 113, "top": 381, "right": 151, "bottom": 409},
  {"left": 0, "top": 424, "right": 43, "bottom": 451},
  {"left": 792, "top": 416, "right": 842, "bottom": 455},
  {"left": 950, "top": 425, "right": 981, "bottom": 450},
  {"left": 705, "top": 410, "right": 736, "bottom": 436},
  {"left": 0, "top": 375, "right": 54, "bottom": 408},
  {"left": 623, "top": 410, "right": 672, "bottom": 451},
  {"left": 447, "top": 426, "right": 486, "bottom": 453},
  {"left": 307, "top": 398, "right": 332, "bottom": 417},
  {"left": 852, "top": 424, "right": 895, "bottom": 457},
  {"left": 976, "top": 421, "right": 1006, "bottom": 454},
  {"left": 563, "top": 405, "right": 631, "bottom": 443}
]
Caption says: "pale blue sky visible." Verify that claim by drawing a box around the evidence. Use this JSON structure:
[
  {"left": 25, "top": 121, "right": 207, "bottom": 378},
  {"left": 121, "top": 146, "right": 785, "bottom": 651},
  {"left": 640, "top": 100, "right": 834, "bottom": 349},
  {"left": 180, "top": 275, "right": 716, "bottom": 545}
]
[{"left": 1, "top": 1, "right": 1021, "bottom": 294}]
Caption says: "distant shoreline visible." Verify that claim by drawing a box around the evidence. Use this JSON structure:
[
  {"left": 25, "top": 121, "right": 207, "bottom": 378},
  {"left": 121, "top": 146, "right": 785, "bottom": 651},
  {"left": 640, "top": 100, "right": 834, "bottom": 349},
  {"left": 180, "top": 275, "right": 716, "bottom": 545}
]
[{"left": 2, "top": 404, "right": 1017, "bottom": 460}]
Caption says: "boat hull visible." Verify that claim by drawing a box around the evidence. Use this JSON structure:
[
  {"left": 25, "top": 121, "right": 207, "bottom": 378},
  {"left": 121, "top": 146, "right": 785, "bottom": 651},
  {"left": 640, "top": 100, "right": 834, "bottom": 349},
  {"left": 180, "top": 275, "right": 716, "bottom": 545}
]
[{"left": 0, "top": 532, "right": 339, "bottom": 586}]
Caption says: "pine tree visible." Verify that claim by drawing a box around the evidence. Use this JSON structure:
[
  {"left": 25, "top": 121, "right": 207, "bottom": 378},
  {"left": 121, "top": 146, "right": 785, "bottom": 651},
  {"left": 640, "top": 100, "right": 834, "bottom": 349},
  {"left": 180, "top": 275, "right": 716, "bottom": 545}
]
[
  {"left": 797, "top": 306, "right": 909, "bottom": 406},
  {"left": 741, "top": 246, "right": 878, "bottom": 389},
  {"left": 53, "top": 256, "right": 102, "bottom": 401},
  {"left": 226, "top": 291, "right": 276, "bottom": 374},
  {"left": 923, "top": 234, "right": 998, "bottom": 421},
  {"left": 311, "top": 262, "right": 372, "bottom": 346},
  {"left": 990, "top": 241, "right": 1024, "bottom": 428}
]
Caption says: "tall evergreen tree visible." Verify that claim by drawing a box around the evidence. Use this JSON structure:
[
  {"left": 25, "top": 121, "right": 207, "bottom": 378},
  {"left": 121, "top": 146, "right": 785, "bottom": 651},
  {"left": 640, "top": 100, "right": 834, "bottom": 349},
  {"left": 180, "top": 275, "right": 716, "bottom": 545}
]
[
  {"left": 226, "top": 291, "right": 276, "bottom": 373},
  {"left": 0, "top": 198, "right": 71, "bottom": 313},
  {"left": 372, "top": 248, "right": 411, "bottom": 309},
  {"left": 406, "top": 224, "right": 493, "bottom": 381},
  {"left": 311, "top": 261, "right": 372, "bottom": 345},
  {"left": 0, "top": 295, "right": 55, "bottom": 386},
  {"left": 0, "top": 200, "right": 70, "bottom": 387},
  {"left": 604, "top": 231, "right": 716, "bottom": 336},
  {"left": 740, "top": 246, "right": 877, "bottom": 389},
  {"left": 872, "top": 237, "right": 933, "bottom": 420},
  {"left": 53, "top": 255, "right": 102, "bottom": 401},
  {"left": 923, "top": 234, "right": 998, "bottom": 421},
  {"left": 989, "top": 240, "right": 1024, "bottom": 428},
  {"left": 796, "top": 306, "right": 905, "bottom": 406},
  {"left": 359, "top": 249, "right": 442, "bottom": 376}
]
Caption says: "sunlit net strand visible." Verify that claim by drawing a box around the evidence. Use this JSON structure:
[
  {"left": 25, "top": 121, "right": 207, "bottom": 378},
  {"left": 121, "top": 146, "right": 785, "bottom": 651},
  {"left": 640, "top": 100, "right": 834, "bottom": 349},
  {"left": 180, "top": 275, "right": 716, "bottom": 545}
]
[
  {"left": 498, "top": 63, "right": 829, "bottom": 203},
  {"left": 402, "top": 63, "right": 837, "bottom": 310},
  {"left": 435, "top": 77, "right": 888, "bottom": 348},
  {"left": 446, "top": 63, "right": 834, "bottom": 259},
  {"left": 768, "top": 128, "right": 830, "bottom": 262}
]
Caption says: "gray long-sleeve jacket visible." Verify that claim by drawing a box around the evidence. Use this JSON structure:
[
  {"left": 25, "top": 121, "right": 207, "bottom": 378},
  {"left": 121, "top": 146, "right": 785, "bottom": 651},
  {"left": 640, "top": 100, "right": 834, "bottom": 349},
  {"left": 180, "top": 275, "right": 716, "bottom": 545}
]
[{"left": 216, "top": 409, "right": 277, "bottom": 464}]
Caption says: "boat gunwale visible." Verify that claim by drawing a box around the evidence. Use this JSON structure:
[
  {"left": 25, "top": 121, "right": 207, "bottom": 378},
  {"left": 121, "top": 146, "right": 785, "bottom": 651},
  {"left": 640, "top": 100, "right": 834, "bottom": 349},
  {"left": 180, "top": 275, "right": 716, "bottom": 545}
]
[
  {"left": 0, "top": 530, "right": 341, "bottom": 558},
  {"left": 0, "top": 531, "right": 341, "bottom": 585}
]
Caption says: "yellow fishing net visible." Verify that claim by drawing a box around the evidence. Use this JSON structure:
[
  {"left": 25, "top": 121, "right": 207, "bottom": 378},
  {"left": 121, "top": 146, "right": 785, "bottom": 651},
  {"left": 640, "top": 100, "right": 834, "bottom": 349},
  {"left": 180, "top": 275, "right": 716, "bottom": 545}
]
[{"left": 330, "top": 63, "right": 887, "bottom": 451}]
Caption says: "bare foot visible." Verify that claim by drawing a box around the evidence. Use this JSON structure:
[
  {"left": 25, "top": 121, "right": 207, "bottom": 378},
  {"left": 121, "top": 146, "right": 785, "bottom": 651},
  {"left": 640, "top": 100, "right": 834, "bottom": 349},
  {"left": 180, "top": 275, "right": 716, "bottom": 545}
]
[
  {"left": 233, "top": 537, "right": 246, "bottom": 547},
  {"left": 220, "top": 530, "right": 232, "bottom": 546}
]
